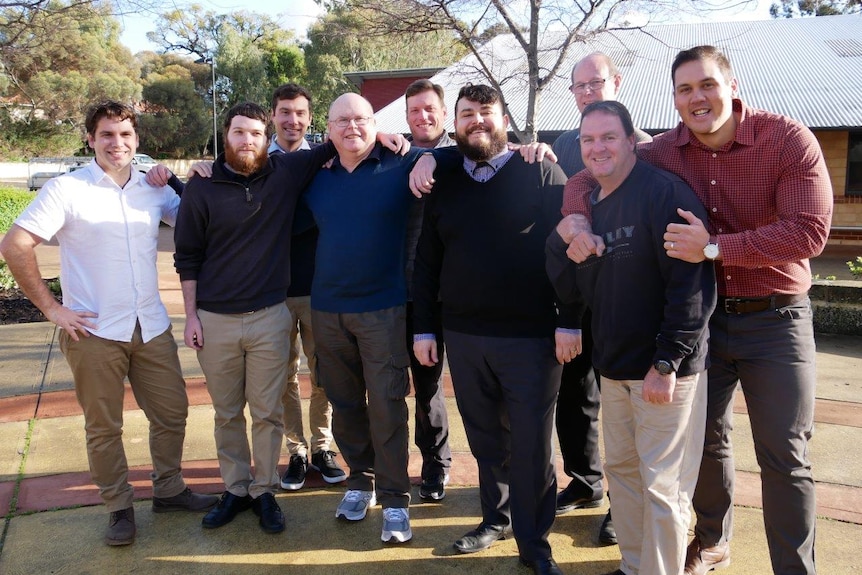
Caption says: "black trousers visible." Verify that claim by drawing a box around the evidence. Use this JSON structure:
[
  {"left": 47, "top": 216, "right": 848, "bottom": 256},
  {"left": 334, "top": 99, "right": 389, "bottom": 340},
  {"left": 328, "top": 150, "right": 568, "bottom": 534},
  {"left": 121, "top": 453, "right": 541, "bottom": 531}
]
[
  {"left": 406, "top": 301, "right": 452, "bottom": 478},
  {"left": 444, "top": 329, "right": 562, "bottom": 562},
  {"left": 555, "top": 310, "right": 603, "bottom": 498}
]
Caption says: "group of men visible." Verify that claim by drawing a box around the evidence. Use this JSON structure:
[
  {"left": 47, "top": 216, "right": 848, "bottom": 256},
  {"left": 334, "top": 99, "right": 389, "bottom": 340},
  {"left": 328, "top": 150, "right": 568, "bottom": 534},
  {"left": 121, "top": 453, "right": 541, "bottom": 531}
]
[{"left": 0, "top": 41, "right": 831, "bottom": 575}]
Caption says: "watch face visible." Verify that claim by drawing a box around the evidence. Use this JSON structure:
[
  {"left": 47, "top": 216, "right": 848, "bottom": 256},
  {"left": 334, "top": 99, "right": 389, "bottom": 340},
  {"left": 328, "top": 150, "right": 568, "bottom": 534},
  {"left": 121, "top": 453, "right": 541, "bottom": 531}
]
[
  {"left": 654, "top": 360, "right": 673, "bottom": 375},
  {"left": 704, "top": 243, "right": 719, "bottom": 260}
]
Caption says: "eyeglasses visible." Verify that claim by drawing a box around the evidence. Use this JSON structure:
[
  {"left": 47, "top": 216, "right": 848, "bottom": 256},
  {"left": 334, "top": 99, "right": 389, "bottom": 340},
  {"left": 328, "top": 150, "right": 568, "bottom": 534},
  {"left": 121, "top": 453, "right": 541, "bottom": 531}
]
[
  {"left": 570, "top": 77, "right": 610, "bottom": 95},
  {"left": 330, "top": 116, "right": 372, "bottom": 128}
]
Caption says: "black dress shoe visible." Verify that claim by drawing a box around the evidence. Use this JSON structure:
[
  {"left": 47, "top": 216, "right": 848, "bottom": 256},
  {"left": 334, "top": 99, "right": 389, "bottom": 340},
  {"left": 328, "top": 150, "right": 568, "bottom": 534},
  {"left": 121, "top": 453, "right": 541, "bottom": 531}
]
[
  {"left": 519, "top": 557, "right": 564, "bottom": 575},
  {"left": 598, "top": 509, "right": 617, "bottom": 545},
  {"left": 201, "top": 491, "right": 252, "bottom": 529},
  {"left": 556, "top": 481, "right": 603, "bottom": 515},
  {"left": 453, "top": 522, "right": 510, "bottom": 553},
  {"left": 252, "top": 492, "right": 285, "bottom": 534}
]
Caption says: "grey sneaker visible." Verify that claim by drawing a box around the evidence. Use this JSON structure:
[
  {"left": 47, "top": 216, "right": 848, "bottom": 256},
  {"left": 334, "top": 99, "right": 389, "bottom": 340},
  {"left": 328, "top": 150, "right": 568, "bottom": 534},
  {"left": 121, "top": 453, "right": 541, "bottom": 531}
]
[
  {"left": 105, "top": 506, "right": 136, "bottom": 546},
  {"left": 381, "top": 507, "right": 412, "bottom": 543},
  {"left": 335, "top": 489, "right": 376, "bottom": 521}
]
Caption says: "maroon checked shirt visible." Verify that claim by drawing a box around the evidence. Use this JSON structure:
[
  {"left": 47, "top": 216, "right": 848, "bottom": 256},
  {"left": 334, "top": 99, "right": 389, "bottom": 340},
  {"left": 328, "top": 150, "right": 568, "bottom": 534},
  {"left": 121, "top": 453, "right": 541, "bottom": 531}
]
[{"left": 563, "top": 99, "right": 833, "bottom": 298}]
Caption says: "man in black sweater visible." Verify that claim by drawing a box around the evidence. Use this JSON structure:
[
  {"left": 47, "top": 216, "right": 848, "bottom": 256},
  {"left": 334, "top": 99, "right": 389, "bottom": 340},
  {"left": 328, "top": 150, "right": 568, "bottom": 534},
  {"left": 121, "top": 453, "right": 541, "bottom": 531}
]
[
  {"left": 174, "top": 102, "right": 337, "bottom": 535},
  {"left": 546, "top": 101, "right": 715, "bottom": 575},
  {"left": 412, "top": 84, "right": 575, "bottom": 575}
]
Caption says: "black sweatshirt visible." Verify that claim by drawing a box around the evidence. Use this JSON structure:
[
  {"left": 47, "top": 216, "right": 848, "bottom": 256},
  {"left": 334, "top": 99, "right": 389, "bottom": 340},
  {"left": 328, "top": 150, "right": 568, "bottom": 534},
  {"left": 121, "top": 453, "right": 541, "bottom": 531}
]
[
  {"left": 174, "top": 142, "right": 334, "bottom": 314},
  {"left": 413, "top": 156, "right": 576, "bottom": 338},
  {"left": 546, "top": 159, "right": 716, "bottom": 379}
]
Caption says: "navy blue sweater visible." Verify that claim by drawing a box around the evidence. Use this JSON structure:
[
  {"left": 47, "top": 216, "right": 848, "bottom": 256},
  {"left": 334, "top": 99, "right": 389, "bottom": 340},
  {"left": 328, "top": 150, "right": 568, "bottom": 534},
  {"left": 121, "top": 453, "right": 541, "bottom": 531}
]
[{"left": 302, "top": 143, "right": 426, "bottom": 313}]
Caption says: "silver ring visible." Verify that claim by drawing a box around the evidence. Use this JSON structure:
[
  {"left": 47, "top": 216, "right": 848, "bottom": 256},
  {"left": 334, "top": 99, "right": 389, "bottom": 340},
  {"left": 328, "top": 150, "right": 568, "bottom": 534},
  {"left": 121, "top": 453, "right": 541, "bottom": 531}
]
[{"left": 670, "top": 242, "right": 675, "bottom": 249}]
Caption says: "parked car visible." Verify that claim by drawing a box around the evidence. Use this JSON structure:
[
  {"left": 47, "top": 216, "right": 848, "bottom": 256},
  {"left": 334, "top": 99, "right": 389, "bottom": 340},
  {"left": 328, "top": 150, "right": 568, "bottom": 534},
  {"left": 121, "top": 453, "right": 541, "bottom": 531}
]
[{"left": 131, "top": 154, "right": 157, "bottom": 173}]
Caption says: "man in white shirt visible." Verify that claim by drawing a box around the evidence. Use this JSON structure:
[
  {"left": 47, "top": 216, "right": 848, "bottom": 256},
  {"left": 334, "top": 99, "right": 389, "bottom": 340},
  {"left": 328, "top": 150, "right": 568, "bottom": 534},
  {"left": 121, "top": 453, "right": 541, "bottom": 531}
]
[{"left": 0, "top": 101, "right": 217, "bottom": 547}]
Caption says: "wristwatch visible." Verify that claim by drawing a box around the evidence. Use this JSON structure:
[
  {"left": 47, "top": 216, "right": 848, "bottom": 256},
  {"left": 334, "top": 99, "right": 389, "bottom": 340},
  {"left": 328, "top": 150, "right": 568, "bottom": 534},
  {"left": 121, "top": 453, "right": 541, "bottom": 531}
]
[
  {"left": 653, "top": 359, "right": 674, "bottom": 375},
  {"left": 703, "top": 241, "right": 720, "bottom": 261}
]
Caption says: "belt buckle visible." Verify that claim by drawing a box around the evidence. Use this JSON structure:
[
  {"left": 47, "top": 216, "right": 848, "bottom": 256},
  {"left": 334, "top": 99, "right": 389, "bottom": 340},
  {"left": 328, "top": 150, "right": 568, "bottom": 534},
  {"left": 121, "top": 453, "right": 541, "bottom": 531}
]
[{"left": 723, "top": 298, "right": 739, "bottom": 314}]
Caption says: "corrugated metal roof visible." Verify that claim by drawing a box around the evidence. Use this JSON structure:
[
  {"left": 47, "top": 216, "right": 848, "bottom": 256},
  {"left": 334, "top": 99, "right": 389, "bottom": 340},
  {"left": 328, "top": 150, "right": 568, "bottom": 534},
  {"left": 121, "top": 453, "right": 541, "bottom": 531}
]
[{"left": 373, "top": 14, "right": 862, "bottom": 136}]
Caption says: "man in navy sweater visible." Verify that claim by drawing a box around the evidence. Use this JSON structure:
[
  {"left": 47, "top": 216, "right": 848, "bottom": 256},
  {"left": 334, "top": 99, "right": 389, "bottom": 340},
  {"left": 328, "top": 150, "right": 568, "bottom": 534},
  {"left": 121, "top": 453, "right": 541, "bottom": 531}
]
[
  {"left": 302, "top": 93, "right": 438, "bottom": 545},
  {"left": 412, "top": 84, "right": 575, "bottom": 575},
  {"left": 546, "top": 101, "right": 715, "bottom": 575}
]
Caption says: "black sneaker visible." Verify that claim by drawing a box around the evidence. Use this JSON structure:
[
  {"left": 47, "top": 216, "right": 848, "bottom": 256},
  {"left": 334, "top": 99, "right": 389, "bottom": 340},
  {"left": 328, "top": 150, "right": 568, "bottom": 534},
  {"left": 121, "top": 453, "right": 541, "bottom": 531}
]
[
  {"left": 311, "top": 450, "right": 347, "bottom": 484},
  {"left": 280, "top": 454, "right": 307, "bottom": 490},
  {"left": 419, "top": 472, "right": 449, "bottom": 501}
]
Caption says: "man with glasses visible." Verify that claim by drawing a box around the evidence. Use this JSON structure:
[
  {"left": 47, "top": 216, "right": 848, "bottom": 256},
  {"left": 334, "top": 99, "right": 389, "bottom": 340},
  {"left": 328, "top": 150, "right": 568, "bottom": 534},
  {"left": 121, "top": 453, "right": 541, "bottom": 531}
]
[
  {"left": 551, "top": 52, "right": 652, "bottom": 547},
  {"left": 301, "top": 93, "right": 456, "bottom": 545}
]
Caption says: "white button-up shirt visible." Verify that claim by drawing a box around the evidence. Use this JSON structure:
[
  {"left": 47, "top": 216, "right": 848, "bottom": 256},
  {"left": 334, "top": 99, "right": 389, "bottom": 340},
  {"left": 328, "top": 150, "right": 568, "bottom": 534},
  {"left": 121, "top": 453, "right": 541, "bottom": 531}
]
[{"left": 15, "top": 160, "right": 180, "bottom": 343}]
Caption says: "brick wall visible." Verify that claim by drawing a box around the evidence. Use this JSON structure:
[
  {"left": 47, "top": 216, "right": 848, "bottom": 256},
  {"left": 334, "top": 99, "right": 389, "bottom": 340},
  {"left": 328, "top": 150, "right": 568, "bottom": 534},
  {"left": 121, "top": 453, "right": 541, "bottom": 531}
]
[
  {"left": 814, "top": 130, "right": 862, "bottom": 246},
  {"left": 359, "top": 77, "right": 427, "bottom": 113}
]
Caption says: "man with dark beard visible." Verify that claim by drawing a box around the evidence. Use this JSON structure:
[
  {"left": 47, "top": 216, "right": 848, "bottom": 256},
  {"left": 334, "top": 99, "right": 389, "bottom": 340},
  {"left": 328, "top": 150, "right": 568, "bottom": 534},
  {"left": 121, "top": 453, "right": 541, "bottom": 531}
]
[
  {"left": 173, "top": 102, "right": 339, "bottom": 535},
  {"left": 412, "top": 84, "right": 575, "bottom": 575}
]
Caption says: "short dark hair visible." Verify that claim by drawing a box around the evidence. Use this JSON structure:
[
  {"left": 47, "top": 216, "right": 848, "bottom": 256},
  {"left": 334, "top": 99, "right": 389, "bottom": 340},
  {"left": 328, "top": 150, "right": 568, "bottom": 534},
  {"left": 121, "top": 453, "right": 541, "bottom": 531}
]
[
  {"left": 223, "top": 102, "right": 269, "bottom": 131},
  {"left": 455, "top": 84, "right": 503, "bottom": 114},
  {"left": 671, "top": 46, "right": 734, "bottom": 86},
  {"left": 405, "top": 79, "right": 445, "bottom": 106},
  {"left": 270, "top": 83, "right": 313, "bottom": 113},
  {"left": 85, "top": 101, "right": 137, "bottom": 136},
  {"left": 580, "top": 100, "right": 635, "bottom": 138}
]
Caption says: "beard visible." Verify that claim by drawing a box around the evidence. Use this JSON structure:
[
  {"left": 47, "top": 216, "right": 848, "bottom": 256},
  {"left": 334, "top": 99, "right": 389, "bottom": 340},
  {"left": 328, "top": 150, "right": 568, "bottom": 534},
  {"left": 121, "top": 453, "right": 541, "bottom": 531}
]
[
  {"left": 224, "top": 141, "right": 268, "bottom": 175},
  {"left": 455, "top": 125, "right": 508, "bottom": 162}
]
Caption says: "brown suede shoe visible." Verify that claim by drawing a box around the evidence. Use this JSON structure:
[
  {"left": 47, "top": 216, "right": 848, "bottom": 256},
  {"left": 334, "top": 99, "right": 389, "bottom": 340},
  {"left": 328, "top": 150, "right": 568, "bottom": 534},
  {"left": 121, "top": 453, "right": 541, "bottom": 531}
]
[
  {"left": 684, "top": 537, "right": 731, "bottom": 575},
  {"left": 105, "top": 506, "right": 136, "bottom": 546},
  {"left": 152, "top": 487, "right": 219, "bottom": 513}
]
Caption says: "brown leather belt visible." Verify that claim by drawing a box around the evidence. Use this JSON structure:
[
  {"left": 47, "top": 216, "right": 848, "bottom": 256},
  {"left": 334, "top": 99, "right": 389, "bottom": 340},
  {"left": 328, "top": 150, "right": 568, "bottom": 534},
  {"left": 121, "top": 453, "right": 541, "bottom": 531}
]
[{"left": 718, "top": 293, "right": 808, "bottom": 315}]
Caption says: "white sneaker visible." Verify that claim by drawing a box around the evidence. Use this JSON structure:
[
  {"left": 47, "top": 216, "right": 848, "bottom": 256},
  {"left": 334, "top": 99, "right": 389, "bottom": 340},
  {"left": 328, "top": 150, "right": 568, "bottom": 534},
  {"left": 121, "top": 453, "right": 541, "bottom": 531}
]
[
  {"left": 335, "top": 490, "right": 376, "bottom": 521},
  {"left": 381, "top": 507, "right": 412, "bottom": 543}
]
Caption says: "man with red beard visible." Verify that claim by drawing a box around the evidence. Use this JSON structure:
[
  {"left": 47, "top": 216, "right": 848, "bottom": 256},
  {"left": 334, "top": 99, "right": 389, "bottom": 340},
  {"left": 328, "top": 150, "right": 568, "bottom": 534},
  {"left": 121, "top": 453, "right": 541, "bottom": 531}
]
[
  {"left": 173, "top": 102, "right": 340, "bottom": 535},
  {"left": 412, "top": 84, "right": 575, "bottom": 575}
]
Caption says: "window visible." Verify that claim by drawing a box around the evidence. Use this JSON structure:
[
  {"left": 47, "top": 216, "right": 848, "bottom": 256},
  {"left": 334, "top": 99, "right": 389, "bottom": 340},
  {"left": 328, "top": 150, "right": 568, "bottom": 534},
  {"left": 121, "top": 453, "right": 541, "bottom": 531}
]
[{"left": 849, "top": 131, "right": 862, "bottom": 196}]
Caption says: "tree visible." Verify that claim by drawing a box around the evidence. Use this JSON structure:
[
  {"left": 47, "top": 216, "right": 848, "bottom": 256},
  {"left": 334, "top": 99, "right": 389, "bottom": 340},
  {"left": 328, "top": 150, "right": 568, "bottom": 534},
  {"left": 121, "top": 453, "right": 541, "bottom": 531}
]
[
  {"left": 136, "top": 53, "right": 210, "bottom": 156},
  {"left": 147, "top": 5, "right": 305, "bottom": 113},
  {"left": 302, "top": 3, "right": 466, "bottom": 129},
  {"left": 335, "top": 0, "right": 755, "bottom": 142},
  {"left": 0, "top": 1, "right": 140, "bottom": 124},
  {"left": 770, "top": 0, "right": 860, "bottom": 17}
]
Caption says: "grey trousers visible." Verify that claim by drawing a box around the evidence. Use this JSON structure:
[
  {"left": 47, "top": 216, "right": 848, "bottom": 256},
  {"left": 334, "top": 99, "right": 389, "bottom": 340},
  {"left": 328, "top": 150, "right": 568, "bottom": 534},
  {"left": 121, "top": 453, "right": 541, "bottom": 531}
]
[
  {"left": 693, "top": 298, "right": 817, "bottom": 575},
  {"left": 311, "top": 305, "right": 411, "bottom": 509}
]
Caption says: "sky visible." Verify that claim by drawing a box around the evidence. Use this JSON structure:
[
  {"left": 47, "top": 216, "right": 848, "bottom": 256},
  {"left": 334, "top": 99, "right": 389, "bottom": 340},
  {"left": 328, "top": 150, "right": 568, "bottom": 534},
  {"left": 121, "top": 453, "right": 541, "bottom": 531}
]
[
  {"left": 117, "top": 0, "right": 325, "bottom": 54},
  {"left": 117, "top": 0, "right": 774, "bottom": 55}
]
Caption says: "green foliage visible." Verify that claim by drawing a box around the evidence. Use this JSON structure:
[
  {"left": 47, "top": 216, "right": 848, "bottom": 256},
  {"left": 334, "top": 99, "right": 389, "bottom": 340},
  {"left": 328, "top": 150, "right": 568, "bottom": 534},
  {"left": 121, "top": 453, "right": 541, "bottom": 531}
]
[
  {"left": 138, "top": 77, "right": 211, "bottom": 156},
  {"left": 0, "top": 109, "right": 83, "bottom": 160},
  {"left": 0, "top": 261, "right": 16, "bottom": 291},
  {"left": 0, "top": 187, "right": 35, "bottom": 233},
  {"left": 847, "top": 256, "right": 862, "bottom": 278},
  {"left": 1, "top": 1, "right": 141, "bottom": 125},
  {"left": 770, "top": 0, "right": 860, "bottom": 17},
  {"left": 302, "top": 4, "right": 466, "bottom": 131}
]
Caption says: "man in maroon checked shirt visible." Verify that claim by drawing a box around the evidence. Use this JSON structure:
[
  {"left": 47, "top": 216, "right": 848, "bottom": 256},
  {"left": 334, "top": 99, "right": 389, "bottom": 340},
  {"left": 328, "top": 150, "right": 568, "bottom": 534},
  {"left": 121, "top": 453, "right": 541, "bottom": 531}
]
[{"left": 559, "top": 45, "right": 832, "bottom": 575}]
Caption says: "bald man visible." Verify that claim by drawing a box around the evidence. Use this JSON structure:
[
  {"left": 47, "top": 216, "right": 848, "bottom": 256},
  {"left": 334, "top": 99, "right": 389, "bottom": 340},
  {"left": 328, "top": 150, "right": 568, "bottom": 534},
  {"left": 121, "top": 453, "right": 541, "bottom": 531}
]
[{"left": 301, "top": 94, "right": 445, "bottom": 545}]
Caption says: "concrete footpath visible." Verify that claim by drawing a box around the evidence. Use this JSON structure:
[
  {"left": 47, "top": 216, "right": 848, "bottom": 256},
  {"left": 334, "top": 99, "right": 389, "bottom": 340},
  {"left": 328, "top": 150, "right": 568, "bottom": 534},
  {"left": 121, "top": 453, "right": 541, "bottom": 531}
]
[{"left": 0, "top": 229, "right": 860, "bottom": 574}]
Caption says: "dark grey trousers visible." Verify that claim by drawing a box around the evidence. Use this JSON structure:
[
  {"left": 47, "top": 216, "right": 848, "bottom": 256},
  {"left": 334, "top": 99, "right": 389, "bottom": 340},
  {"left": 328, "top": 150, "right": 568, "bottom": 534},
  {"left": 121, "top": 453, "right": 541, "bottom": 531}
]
[
  {"left": 312, "top": 305, "right": 411, "bottom": 509},
  {"left": 406, "top": 301, "right": 451, "bottom": 479},
  {"left": 444, "top": 329, "right": 562, "bottom": 562},
  {"left": 555, "top": 309, "right": 603, "bottom": 497},
  {"left": 693, "top": 298, "right": 817, "bottom": 575}
]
